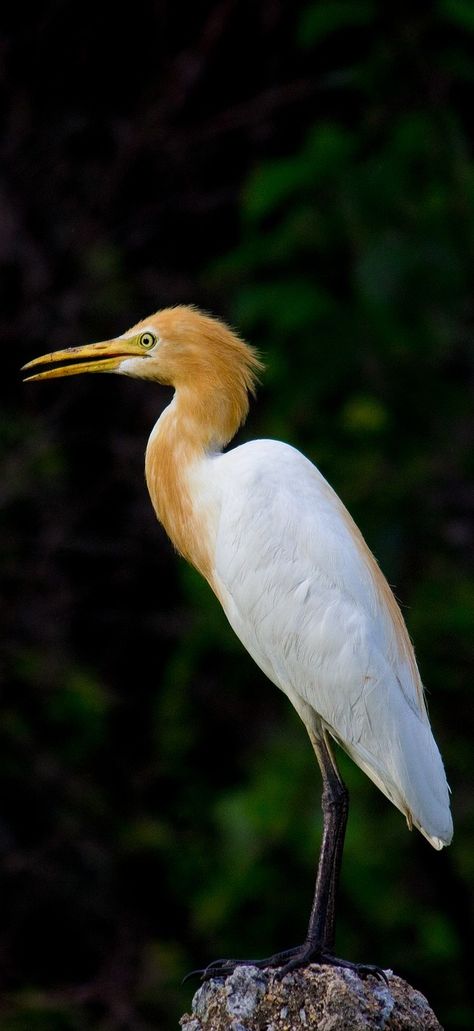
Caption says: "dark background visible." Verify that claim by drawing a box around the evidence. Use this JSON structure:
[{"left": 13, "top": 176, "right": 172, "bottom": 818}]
[{"left": 1, "top": 2, "right": 473, "bottom": 1028}]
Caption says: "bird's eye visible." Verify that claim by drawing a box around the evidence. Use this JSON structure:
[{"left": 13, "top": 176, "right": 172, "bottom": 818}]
[{"left": 139, "top": 332, "right": 156, "bottom": 349}]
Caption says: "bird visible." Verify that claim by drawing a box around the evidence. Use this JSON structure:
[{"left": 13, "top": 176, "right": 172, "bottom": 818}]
[{"left": 23, "top": 305, "right": 453, "bottom": 980}]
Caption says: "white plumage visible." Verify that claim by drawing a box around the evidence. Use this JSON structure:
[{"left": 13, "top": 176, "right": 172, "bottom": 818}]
[{"left": 199, "top": 438, "right": 452, "bottom": 849}]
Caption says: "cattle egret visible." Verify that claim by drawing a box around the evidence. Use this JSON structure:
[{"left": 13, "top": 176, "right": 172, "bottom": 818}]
[{"left": 23, "top": 306, "right": 452, "bottom": 980}]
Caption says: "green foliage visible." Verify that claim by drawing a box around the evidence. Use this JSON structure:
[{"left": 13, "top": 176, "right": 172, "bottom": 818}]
[
  {"left": 440, "top": 0, "right": 474, "bottom": 31},
  {"left": 298, "top": 2, "right": 375, "bottom": 47}
]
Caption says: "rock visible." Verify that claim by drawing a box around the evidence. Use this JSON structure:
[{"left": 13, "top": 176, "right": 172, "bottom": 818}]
[{"left": 180, "top": 963, "right": 443, "bottom": 1030}]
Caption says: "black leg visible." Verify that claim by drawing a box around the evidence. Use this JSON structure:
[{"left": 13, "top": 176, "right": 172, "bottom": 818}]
[
  {"left": 303, "top": 728, "right": 349, "bottom": 953},
  {"left": 186, "top": 725, "right": 386, "bottom": 984}
]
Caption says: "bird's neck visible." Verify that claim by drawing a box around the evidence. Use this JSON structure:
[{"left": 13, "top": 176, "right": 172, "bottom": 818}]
[{"left": 145, "top": 384, "right": 245, "bottom": 581}]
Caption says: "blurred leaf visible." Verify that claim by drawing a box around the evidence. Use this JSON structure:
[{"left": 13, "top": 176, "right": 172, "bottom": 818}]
[
  {"left": 298, "top": 1, "right": 375, "bottom": 46},
  {"left": 235, "top": 280, "right": 334, "bottom": 333},
  {"left": 48, "top": 670, "right": 111, "bottom": 760},
  {"left": 119, "top": 815, "right": 171, "bottom": 853},
  {"left": 341, "top": 395, "right": 389, "bottom": 435},
  {"left": 243, "top": 124, "right": 354, "bottom": 222},
  {"left": 439, "top": 0, "right": 474, "bottom": 30},
  {"left": 243, "top": 154, "right": 313, "bottom": 223}
]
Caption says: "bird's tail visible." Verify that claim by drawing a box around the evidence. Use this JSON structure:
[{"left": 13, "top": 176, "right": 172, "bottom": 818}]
[{"left": 328, "top": 689, "right": 453, "bottom": 849}]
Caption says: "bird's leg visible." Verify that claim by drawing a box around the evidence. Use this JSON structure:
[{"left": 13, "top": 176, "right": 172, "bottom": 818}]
[
  {"left": 267, "top": 729, "right": 385, "bottom": 980},
  {"left": 239, "top": 728, "right": 349, "bottom": 977},
  {"left": 303, "top": 728, "right": 349, "bottom": 954},
  {"left": 187, "top": 728, "right": 386, "bottom": 984}
]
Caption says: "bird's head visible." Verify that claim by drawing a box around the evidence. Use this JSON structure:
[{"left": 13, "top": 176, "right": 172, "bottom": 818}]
[
  {"left": 23, "top": 306, "right": 264, "bottom": 445},
  {"left": 23, "top": 305, "right": 263, "bottom": 393}
]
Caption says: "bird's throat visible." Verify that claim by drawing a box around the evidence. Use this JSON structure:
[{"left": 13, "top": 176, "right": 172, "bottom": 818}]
[{"left": 144, "top": 399, "right": 218, "bottom": 582}]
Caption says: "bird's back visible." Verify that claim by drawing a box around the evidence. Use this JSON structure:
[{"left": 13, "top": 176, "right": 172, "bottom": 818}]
[{"left": 209, "top": 439, "right": 452, "bottom": 849}]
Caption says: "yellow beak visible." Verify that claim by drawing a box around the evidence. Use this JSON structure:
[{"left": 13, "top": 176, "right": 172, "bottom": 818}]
[{"left": 22, "top": 336, "right": 145, "bottom": 382}]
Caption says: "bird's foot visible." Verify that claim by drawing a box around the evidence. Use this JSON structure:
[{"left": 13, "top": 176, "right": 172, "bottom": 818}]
[
  {"left": 184, "top": 942, "right": 388, "bottom": 984},
  {"left": 289, "top": 946, "right": 389, "bottom": 984},
  {"left": 183, "top": 946, "right": 300, "bottom": 983}
]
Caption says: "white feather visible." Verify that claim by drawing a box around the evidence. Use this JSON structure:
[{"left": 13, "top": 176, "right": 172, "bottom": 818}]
[{"left": 190, "top": 438, "right": 452, "bottom": 849}]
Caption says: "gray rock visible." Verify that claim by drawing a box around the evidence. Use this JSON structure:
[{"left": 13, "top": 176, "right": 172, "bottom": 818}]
[
  {"left": 225, "top": 965, "right": 267, "bottom": 1019},
  {"left": 179, "top": 963, "right": 444, "bottom": 1030}
]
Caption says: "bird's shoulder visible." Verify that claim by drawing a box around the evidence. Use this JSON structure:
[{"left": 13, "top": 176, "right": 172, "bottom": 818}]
[
  {"left": 214, "top": 438, "right": 363, "bottom": 559},
  {"left": 213, "top": 437, "right": 375, "bottom": 611},
  {"left": 216, "top": 437, "right": 331, "bottom": 503}
]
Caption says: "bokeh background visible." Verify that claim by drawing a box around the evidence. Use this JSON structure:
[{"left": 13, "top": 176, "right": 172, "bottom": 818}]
[{"left": 1, "top": 2, "right": 473, "bottom": 1028}]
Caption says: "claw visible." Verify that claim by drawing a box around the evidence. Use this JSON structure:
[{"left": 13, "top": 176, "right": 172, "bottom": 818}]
[
  {"left": 360, "top": 965, "right": 390, "bottom": 986},
  {"left": 184, "top": 958, "right": 250, "bottom": 984},
  {"left": 320, "top": 952, "right": 390, "bottom": 985},
  {"left": 182, "top": 968, "right": 206, "bottom": 984}
]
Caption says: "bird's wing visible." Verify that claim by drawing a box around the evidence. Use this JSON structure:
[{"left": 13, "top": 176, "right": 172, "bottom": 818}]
[{"left": 211, "top": 439, "right": 452, "bottom": 848}]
